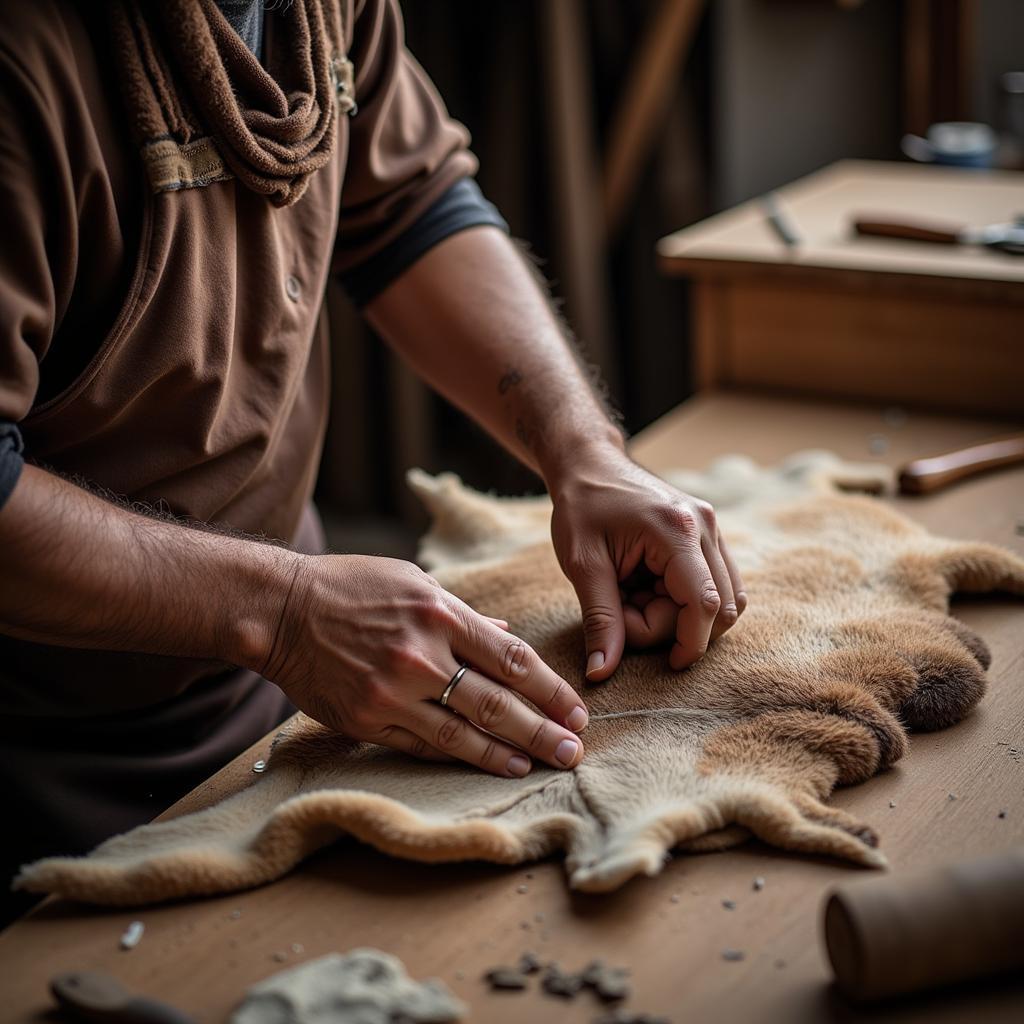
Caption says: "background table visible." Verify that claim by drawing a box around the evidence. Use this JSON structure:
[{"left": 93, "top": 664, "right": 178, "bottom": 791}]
[
  {"left": 657, "top": 160, "right": 1024, "bottom": 418},
  {"left": 2, "top": 392, "right": 1022, "bottom": 1023}
]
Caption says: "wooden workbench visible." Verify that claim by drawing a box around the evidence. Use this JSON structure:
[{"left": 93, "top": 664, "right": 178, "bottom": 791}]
[
  {"left": 658, "top": 160, "right": 1024, "bottom": 418},
  {"left": 2, "top": 392, "right": 1023, "bottom": 1023}
]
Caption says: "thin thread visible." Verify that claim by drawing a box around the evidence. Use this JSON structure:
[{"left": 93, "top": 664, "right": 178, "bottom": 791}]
[{"left": 589, "top": 708, "right": 720, "bottom": 723}]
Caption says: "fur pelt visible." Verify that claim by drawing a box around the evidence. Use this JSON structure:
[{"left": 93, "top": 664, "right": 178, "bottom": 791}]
[{"left": 16, "top": 452, "right": 1024, "bottom": 905}]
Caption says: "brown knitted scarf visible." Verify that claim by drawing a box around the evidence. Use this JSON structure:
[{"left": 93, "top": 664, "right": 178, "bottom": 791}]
[{"left": 110, "top": 0, "right": 353, "bottom": 207}]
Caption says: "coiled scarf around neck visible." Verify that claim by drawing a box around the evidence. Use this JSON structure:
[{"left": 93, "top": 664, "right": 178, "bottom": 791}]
[{"left": 110, "top": 0, "right": 348, "bottom": 207}]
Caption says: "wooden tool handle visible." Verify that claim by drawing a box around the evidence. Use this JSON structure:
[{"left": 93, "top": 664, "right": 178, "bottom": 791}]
[
  {"left": 824, "top": 850, "right": 1024, "bottom": 1002},
  {"left": 51, "top": 971, "right": 197, "bottom": 1024},
  {"left": 898, "top": 435, "right": 1024, "bottom": 494},
  {"left": 853, "top": 216, "right": 963, "bottom": 244}
]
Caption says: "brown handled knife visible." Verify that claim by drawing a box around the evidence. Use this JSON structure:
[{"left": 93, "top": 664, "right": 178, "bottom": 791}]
[
  {"left": 853, "top": 215, "right": 1024, "bottom": 255},
  {"left": 50, "top": 971, "right": 197, "bottom": 1024},
  {"left": 898, "top": 435, "right": 1024, "bottom": 495}
]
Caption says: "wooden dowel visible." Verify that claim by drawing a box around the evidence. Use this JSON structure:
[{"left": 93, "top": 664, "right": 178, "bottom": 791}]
[{"left": 825, "top": 850, "right": 1024, "bottom": 1002}]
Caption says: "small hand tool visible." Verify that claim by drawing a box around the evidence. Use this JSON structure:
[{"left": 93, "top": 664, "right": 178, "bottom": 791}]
[
  {"left": 853, "top": 213, "right": 1024, "bottom": 255},
  {"left": 897, "top": 435, "right": 1024, "bottom": 494},
  {"left": 50, "top": 971, "right": 197, "bottom": 1024}
]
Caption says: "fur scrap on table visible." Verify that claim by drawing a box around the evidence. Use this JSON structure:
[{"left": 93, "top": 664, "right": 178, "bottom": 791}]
[{"left": 16, "top": 451, "right": 1024, "bottom": 905}]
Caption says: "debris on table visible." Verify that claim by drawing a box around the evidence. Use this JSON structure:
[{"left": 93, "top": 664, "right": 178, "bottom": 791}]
[
  {"left": 721, "top": 899, "right": 736, "bottom": 910},
  {"left": 889, "top": 800, "right": 896, "bottom": 808},
  {"left": 518, "top": 951, "right": 543, "bottom": 974},
  {"left": 581, "top": 960, "right": 631, "bottom": 1002},
  {"left": 484, "top": 967, "right": 529, "bottom": 991},
  {"left": 119, "top": 920, "right": 144, "bottom": 950},
  {"left": 721, "top": 949, "right": 745, "bottom": 962},
  {"left": 231, "top": 949, "right": 465, "bottom": 1023},
  {"left": 998, "top": 810, "right": 1007, "bottom": 819},
  {"left": 752, "top": 877, "right": 765, "bottom": 892},
  {"left": 594, "top": 1011, "right": 670, "bottom": 1024},
  {"left": 541, "top": 963, "right": 584, "bottom": 998},
  {"left": 669, "top": 893, "right": 680, "bottom": 903},
  {"left": 515, "top": 883, "right": 528, "bottom": 894}
]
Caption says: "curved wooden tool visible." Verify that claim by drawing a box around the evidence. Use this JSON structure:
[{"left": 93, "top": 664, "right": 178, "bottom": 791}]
[
  {"left": 898, "top": 435, "right": 1024, "bottom": 494},
  {"left": 50, "top": 971, "right": 196, "bottom": 1024}
]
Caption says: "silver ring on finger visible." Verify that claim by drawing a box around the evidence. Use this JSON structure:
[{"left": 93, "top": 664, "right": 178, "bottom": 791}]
[{"left": 439, "top": 663, "right": 470, "bottom": 707}]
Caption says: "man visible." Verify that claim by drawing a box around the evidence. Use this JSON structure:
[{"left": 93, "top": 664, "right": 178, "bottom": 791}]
[{"left": 0, "top": 0, "right": 745, "bottom": 918}]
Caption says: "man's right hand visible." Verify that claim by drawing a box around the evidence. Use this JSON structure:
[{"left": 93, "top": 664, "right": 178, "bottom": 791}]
[{"left": 260, "top": 554, "right": 588, "bottom": 777}]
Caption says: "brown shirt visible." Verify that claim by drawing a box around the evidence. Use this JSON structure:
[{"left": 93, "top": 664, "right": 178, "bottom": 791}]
[{"left": 0, "top": 0, "right": 476, "bottom": 717}]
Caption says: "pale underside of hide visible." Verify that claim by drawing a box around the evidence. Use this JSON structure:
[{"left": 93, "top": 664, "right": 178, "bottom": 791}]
[{"left": 16, "top": 452, "right": 1024, "bottom": 905}]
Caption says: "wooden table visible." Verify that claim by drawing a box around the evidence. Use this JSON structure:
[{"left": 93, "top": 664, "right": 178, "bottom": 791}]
[
  {"left": 2, "top": 392, "right": 1023, "bottom": 1023},
  {"left": 657, "top": 160, "right": 1024, "bottom": 418}
]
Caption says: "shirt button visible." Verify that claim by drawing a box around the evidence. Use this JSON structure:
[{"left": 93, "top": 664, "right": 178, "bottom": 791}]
[{"left": 285, "top": 275, "right": 302, "bottom": 302}]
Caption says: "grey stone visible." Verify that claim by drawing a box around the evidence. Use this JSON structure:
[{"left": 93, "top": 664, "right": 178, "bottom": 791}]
[
  {"left": 484, "top": 968, "right": 528, "bottom": 991},
  {"left": 230, "top": 949, "right": 466, "bottom": 1024}
]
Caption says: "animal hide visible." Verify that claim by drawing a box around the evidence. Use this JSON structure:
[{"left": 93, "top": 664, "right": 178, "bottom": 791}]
[{"left": 16, "top": 452, "right": 1024, "bottom": 905}]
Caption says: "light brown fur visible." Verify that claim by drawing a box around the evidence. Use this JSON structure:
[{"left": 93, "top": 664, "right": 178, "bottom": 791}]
[{"left": 16, "top": 452, "right": 1024, "bottom": 905}]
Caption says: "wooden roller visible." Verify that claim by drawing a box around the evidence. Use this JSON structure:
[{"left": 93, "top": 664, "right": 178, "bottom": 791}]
[
  {"left": 898, "top": 435, "right": 1024, "bottom": 494},
  {"left": 824, "top": 850, "right": 1024, "bottom": 1002}
]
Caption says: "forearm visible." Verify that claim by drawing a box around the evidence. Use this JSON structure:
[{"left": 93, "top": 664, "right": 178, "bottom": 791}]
[
  {"left": 363, "top": 226, "right": 625, "bottom": 488},
  {"left": 0, "top": 464, "right": 295, "bottom": 671}
]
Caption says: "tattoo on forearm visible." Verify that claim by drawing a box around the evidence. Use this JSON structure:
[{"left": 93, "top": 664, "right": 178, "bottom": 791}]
[{"left": 498, "top": 367, "right": 523, "bottom": 395}]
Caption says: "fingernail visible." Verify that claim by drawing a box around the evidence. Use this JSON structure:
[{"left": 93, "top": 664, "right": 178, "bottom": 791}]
[
  {"left": 555, "top": 739, "right": 579, "bottom": 766},
  {"left": 586, "top": 651, "right": 605, "bottom": 677},
  {"left": 507, "top": 755, "right": 531, "bottom": 777},
  {"left": 567, "top": 706, "right": 588, "bottom": 732}
]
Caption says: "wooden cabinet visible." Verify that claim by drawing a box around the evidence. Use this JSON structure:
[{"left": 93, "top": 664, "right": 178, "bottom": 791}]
[{"left": 659, "top": 160, "right": 1024, "bottom": 417}]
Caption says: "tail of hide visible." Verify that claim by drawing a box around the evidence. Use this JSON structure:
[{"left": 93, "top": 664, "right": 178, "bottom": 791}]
[{"left": 407, "top": 468, "right": 551, "bottom": 573}]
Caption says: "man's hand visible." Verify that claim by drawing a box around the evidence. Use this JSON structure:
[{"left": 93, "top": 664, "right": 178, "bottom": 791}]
[
  {"left": 549, "top": 443, "right": 747, "bottom": 681},
  {"left": 261, "top": 554, "right": 588, "bottom": 776}
]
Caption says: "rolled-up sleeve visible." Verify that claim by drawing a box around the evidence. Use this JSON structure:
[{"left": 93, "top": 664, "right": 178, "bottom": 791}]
[{"left": 331, "top": 0, "right": 480, "bottom": 277}]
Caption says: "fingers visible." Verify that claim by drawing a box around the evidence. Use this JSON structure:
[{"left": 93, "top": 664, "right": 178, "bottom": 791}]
[
  {"left": 371, "top": 725, "right": 456, "bottom": 763},
  {"left": 563, "top": 551, "right": 626, "bottom": 682},
  {"left": 623, "top": 595, "right": 677, "bottom": 647},
  {"left": 453, "top": 611, "right": 589, "bottom": 731},
  {"left": 719, "top": 536, "right": 747, "bottom": 615},
  {"left": 444, "top": 667, "right": 585, "bottom": 771},
  {"left": 701, "top": 532, "right": 738, "bottom": 642},
  {"left": 662, "top": 546, "right": 719, "bottom": 670},
  {"left": 401, "top": 700, "right": 537, "bottom": 778}
]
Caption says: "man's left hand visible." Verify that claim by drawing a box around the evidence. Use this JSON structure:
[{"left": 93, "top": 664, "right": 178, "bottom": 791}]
[{"left": 548, "top": 443, "right": 747, "bottom": 681}]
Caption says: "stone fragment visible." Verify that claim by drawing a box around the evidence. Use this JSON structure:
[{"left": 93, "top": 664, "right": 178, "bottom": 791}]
[
  {"left": 484, "top": 967, "right": 528, "bottom": 991},
  {"left": 541, "top": 964, "right": 584, "bottom": 998},
  {"left": 721, "top": 899, "right": 736, "bottom": 910},
  {"left": 721, "top": 949, "right": 745, "bottom": 962},
  {"left": 752, "top": 877, "right": 765, "bottom": 892},
  {"left": 119, "top": 921, "right": 144, "bottom": 950},
  {"left": 518, "top": 952, "right": 543, "bottom": 974},
  {"left": 594, "top": 1011, "right": 670, "bottom": 1024},
  {"left": 230, "top": 949, "right": 466, "bottom": 1024}
]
